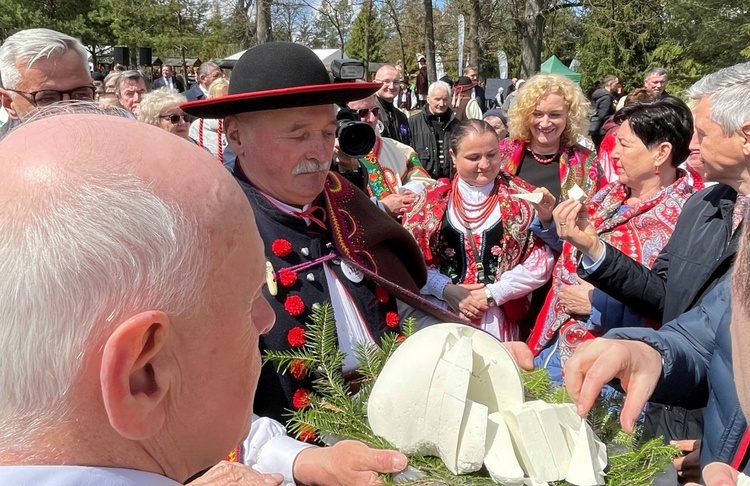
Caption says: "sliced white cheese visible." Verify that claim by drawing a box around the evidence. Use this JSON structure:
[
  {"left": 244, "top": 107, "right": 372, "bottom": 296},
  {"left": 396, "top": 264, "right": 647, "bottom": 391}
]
[
  {"left": 430, "top": 335, "right": 473, "bottom": 473},
  {"left": 526, "top": 401, "right": 572, "bottom": 478},
  {"left": 564, "top": 419, "right": 606, "bottom": 486},
  {"left": 568, "top": 183, "right": 588, "bottom": 203},
  {"left": 454, "top": 399, "right": 488, "bottom": 474},
  {"left": 485, "top": 412, "right": 525, "bottom": 484},
  {"left": 466, "top": 329, "right": 525, "bottom": 413},
  {"left": 511, "top": 192, "right": 544, "bottom": 204},
  {"left": 367, "top": 329, "right": 448, "bottom": 455},
  {"left": 502, "top": 405, "right": 561, "bottom": 482},
  {"left": 550, "top": 403, "right": 582, "bottom": 452}
]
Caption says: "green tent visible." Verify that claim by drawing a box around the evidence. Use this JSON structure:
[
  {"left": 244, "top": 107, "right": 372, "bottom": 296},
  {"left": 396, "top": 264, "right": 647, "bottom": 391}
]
[{"left": 540, "top": 55, "right": 581, "bottom": 84}]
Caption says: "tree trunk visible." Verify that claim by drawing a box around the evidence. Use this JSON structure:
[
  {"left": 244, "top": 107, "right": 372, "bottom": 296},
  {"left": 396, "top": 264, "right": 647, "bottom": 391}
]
[
  {"left": 468, "top": 0, "right": 480, "bottom": 68},
  {"left": 423, "top": 0, "right": 436, "bottom": 83},
  {"left": 520, "top": 0, "right": 544, "bottom": 78},
  {"left": 363, "top": 0, "right": 371, "bottom": 77},
  {"left": 384, "top": 0, "right": 407, "bottom": 79},
  {"left": 256, "top": 0, "right": 272, "bottom": 44}
]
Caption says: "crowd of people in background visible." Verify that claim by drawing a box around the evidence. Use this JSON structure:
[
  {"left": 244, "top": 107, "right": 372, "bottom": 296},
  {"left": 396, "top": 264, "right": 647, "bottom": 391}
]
[{"left": 1, "top": 26, "right": 750, "bottom": 486}]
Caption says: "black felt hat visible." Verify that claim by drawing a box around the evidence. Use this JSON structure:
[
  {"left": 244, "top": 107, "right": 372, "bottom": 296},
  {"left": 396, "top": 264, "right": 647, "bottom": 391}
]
[{"left": 181, "top": 42, "right": 381, "bottom": 119}]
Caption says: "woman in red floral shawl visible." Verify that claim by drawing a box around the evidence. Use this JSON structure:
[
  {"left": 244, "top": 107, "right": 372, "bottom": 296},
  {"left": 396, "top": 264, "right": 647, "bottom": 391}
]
[
  {"left": 402, "top": 120, "right": 554, "bottom": 341},
  {"left": 527, "top": 97, "right": 696, "bottom": 384},
  {"left": 501, "top": 73, "right": 603, "bottom": 202}
]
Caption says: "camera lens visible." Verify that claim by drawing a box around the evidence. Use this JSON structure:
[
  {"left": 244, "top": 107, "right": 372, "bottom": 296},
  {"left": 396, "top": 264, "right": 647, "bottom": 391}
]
[{"left": 336, "top": 120, "right": 376, "bottom": 157}]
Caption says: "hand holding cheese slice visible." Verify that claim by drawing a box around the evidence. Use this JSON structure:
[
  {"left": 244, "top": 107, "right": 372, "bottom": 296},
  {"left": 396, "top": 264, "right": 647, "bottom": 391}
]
[
  {"left": 568, "top": 183, "right": 588, "bottom": 204},
  {"left": 367, "top": 324, "right": 606, "bottom": 485}
]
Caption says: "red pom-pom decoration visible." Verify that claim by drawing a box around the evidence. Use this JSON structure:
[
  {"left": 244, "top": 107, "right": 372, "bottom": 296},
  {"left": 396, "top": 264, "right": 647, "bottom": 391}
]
[
  {"left": 375, "top": 286, "right": 390, "bottom": 304},
  {"left": 292, "top": 388, "right": 312, "bottom": 409},
  {"left": 290, "top": 359, "right": 308, "bottom": 380},
  {"left": 285, "top": 295, "right": 306, "bottom": 316},
  {"left": 287, "top": 326, "right": 307, "bottom": 347},
  {"left": 278, "top": 268, "right": 298, "bottom": 287},
  {"left": 271, "top": 239, "right": 293, "bottom": 257},
  {"left": 298, "top": 426, "right": 317, "bottom": 443},
  {"left": 396, "top": 334, "right": 406, "bottom": 343},
  {"left": 385, "top": 311, "right": 400, "bottom": 328}
]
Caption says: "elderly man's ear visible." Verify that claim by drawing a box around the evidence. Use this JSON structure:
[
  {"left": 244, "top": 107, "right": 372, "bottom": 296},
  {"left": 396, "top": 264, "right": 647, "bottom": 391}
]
[{"left": 100, "top": 311, "right": 172, "bottom": 441}]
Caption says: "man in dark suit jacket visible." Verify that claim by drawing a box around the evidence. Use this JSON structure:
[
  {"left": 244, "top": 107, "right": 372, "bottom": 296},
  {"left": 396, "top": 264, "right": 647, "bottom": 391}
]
[
  {"left": 153, "top": 64, "right": 185, "bottom": 92},
  {"left": 183, "top": 61, "right": 223, "bottom": 101}
]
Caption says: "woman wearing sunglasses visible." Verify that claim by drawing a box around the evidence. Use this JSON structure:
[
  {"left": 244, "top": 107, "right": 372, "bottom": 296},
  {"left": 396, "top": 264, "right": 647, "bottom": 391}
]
[{"left": 138, "top": 88, "right": 190, "bottom": 140}]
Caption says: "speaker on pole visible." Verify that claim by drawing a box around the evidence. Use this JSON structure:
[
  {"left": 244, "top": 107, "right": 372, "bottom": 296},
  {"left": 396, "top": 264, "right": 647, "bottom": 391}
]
[
  {"left": 114, "top": 46, "right": 129, "bottom": 67},
  {"left": 139, "top": 47, "right": 152, "bottom": 67}
]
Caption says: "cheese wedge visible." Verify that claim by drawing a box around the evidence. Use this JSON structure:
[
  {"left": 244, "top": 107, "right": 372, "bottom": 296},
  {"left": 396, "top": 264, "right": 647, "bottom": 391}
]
[
  {"left": 526, "top": 401, "right": 572, "bottom": 477},
  {"left": 568, "top": 183, "right": 588, "bottom": 203},
  {"left": 454, "top": 399, "right": 488, "bottom": 474},
  {"left": 466, "top": 329, "right": 525, "bottom": 413},
  {"left": 564, "top": 418, "right": 606, "bottom": 486},
  {"left": 511, "top": 192, "right": 544, "bottom": 204},
  {"left": 502, "top": 405, "right": 561, "bottom": 482},
  {"left": 484, "top": 412, "right": 525, "bottom": 484}
]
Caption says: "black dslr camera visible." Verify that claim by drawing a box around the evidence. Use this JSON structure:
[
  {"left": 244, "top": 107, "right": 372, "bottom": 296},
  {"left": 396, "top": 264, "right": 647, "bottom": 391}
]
[{"left": 331, "top": 59, "right": 375, "bottom": 158}]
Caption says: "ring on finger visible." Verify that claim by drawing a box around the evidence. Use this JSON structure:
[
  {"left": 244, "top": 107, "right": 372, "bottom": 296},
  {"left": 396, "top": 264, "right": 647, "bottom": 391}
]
[{"left": 559, "top": 222, "right": 567, "bottom": 226}]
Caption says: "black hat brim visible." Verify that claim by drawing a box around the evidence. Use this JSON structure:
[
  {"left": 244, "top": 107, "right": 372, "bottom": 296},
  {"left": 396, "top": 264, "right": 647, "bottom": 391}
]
[{"left": 181, "top": 82, "right": 381, "bottom": 118}]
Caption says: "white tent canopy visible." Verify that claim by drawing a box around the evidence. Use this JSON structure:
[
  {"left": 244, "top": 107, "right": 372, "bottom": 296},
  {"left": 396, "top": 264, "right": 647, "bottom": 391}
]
[{"left": 220, "top": 48, "right": 348, "bottom": 69}]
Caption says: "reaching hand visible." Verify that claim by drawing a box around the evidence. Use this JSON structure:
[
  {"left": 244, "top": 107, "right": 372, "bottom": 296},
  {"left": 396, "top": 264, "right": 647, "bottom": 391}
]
[
  {"left": 380, "top": 193, "right": 417, "bottom": 219},
  {"left": 689, "top": 461, "right": 741, "bottom": 486},
  {"left": 530, "top": 187, "right": 557, "bottom": 227},
  {"left": 553, "top": 199, "right": 602, "bottom": 260},
  {"left": 190, "top": 461, "right": 283, "bottom": 485},
  {"left": 563, "top": 338, "right": 663, "bottom": 433},
  {"left": 443, "top": 283, "right": 488, "bottom": 321},
  {"left": 293, "top": 440, "right": 407, "bottom": 486},
  {"left": 672, "top": 439, "right": 701, "bottom": 483},
  {"left": 502, "top": 341, "right": 535, "bottom": 371}
]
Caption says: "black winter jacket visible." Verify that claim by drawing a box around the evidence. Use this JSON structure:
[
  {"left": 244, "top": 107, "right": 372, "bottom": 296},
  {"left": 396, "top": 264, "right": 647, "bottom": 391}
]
[
  {"left": 408, "top": 106, "right": 460, "bottom": 179},
  {"left": 579, "top": 183, "right": 739, "bottom": 324},
  {"left": 589, "top": 88, "right": 614, "bottom": 136},
  {"left": 607, "top": 278, "right": 749, "bottom": 472}
]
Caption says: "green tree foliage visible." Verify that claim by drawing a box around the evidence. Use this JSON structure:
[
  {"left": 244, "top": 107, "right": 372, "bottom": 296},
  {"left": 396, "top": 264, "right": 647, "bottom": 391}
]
[{"left": 346, "top": 2, "right": 386, "bottom": 62}]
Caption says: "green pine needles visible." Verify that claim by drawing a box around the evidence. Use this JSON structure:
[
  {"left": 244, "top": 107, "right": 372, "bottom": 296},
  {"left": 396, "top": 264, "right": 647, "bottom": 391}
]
[{"left": 263, "top": 303, "right": 679, "bottom": 485}]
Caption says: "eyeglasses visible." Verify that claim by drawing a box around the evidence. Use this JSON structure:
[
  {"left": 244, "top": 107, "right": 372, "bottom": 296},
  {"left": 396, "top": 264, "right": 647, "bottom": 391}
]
[
  {"left": 357, "top": 107, "right": 380, "bottom": 119},
  {"left": 5, "top": 86, "right": 96, "bottom": 107},
  {"left": 159, "top": 114, "right": 190, "bottom": 124}
]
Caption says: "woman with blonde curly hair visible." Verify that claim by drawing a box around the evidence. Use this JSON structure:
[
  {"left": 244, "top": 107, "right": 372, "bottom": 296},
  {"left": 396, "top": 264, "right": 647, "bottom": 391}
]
[
  {"left": 500, "top": 73, "right": 602, "bottom": 201},
  {"left": 137, "top": 88, "right": 190, "bottom": 140}
]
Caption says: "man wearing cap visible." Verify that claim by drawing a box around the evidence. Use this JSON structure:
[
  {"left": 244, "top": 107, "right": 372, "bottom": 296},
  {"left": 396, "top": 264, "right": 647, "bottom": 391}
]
[
  {"left": 182, "top": 42, "right": 450, "bottom": 426},
  {"left": 452, "top": 76, "right": 483, "bottom": 121}
]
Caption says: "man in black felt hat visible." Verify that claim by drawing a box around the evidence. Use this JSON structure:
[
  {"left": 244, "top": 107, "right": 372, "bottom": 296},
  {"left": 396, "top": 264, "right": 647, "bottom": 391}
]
[{"left": 181, "top": 41, "right": 457, "bottom": 483}]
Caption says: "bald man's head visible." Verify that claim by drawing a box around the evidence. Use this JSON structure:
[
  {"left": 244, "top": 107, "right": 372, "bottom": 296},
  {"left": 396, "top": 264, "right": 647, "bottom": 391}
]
[{"left": 0, "top": 114, "right": 272, "bottom": 480}]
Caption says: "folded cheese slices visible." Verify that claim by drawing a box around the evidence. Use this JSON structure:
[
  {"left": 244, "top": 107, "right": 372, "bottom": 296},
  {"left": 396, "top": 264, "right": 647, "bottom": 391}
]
[
  {"left": 510, "top": 192, "right": 544, "bottom": 204},
  {"left": 367, "top": 323, "right": 606, "bottom": 485}
]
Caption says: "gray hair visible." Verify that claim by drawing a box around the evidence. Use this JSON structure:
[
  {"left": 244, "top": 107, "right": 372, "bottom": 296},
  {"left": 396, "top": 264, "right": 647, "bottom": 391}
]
[
  {"left": 686, "top": 61, "right": 750, "bottom": 136},
  {"left": 0, "top": 159, "right": 207, "bottom": 434},
  {"left": 137, "top": 88, "right": 187, "bottom": 125},
  {"left": 103, "top": 71, "right": 120, "bottom": 87},
  {"left": 0, "top": 28, "right": 89, "bottom": 90},
  {"left": 198, "top": 61, "right": 220, "bottom": 78},
  {"left": 115, "top": 70, "right": 150, "bottom": 96},
  {"left": 644, "top": 66, "right": 667, "bottom": 81},
  {"left": 428, "top": 80, "right": 451, "bottom": 98}
]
